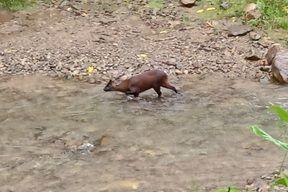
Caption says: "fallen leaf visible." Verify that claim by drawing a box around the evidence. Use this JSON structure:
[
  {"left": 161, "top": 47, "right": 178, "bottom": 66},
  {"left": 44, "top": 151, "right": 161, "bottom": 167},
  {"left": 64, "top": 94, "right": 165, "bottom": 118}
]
[
  {"left": 87, "top": 65, "right": 94, "bottom": 74},
  {"left": 81, "top": 13, "right": 88, "bottom": 17},
  {"left": 118, "top": 180, "right": 139, "bottom": 189},
  {"left": 206, "top": 7, "right": 216, "bottom": 11},
  {"left": 159, "top": 30, "right": 168, "bottom": 34},
  {"left": 104, "top": 180, "right": 140, "bottom": 190},
  {"left": 137, "top": 53, "right": 148, "bottom": 60},
  {"left": 99, "top": 135, "right": 109, "bottom": 146},
  {"left": 143, "top": 150, "right": 157, "bottom": 156},
  {"left": 206, "top": 21, "right": 213, "bottom": 27},
  {"left": 196, "top": 9, "right": 204, "bottom": 13}
]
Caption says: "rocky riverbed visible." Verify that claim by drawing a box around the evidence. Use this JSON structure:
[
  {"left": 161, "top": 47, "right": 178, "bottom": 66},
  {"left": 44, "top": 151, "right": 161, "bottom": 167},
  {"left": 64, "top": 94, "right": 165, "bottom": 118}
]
[
  {"left": 0, "top": 1, "right": 277, "bottom": 84},
  {"left": 1, "top": 1, "right": 288, "bottom": 191}
]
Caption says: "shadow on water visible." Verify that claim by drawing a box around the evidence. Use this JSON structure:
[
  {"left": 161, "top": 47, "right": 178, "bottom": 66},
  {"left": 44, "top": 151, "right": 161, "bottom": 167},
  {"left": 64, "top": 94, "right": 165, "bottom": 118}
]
[{"left": 0, "top": 74, "right": 288, "bottom": 191}]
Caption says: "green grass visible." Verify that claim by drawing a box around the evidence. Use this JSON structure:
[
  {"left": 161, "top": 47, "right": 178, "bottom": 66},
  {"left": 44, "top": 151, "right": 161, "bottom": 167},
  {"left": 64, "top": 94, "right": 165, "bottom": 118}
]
[
  {"left": 0, "top": 0, "right": 33, "bottom": 11},
  {"left": 147, "top": 0, "right": 164, "bottom": 11},
  {"left": 256, "top": 0, "right": 288, "bottom": 30},
  {"left": 198, "top": 0, "right": 288, "bottom": 30}
]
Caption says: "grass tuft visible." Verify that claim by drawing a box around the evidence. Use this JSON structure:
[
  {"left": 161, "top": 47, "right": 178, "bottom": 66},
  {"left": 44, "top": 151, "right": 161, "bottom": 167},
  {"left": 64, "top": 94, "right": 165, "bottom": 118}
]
[
  {"left": 198, "top": 0, "right": 288, "bottom": 30},
  {"left": 0, "top": 0, "right": 33, "bottom": 11}
]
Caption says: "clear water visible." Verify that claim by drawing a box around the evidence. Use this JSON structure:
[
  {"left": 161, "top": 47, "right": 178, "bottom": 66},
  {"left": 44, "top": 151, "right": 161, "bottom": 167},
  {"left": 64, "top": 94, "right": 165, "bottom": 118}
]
[{"left": 0, "top": 74, "right": 287, "bottom": 191}]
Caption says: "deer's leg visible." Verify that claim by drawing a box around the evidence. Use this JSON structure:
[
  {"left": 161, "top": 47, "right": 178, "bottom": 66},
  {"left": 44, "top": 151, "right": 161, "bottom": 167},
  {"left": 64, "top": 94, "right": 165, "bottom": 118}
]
[
  {"left": 161, "top": 82, "right": 178, "bottom": 93},
  {"left": 153, "top": 86, "right": 162, "bottom": 98},
  {"left": 126, "top": 87, "right": 140, "bottom": 97},
  {"left": 133, "top": 92, "right": 139, "bottom": 97}
]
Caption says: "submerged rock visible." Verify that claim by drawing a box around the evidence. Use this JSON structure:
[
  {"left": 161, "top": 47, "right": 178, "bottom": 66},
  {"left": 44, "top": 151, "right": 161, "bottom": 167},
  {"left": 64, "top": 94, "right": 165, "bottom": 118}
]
[{"left": 266, "top": 44, "right": 288, "bottom": 83}]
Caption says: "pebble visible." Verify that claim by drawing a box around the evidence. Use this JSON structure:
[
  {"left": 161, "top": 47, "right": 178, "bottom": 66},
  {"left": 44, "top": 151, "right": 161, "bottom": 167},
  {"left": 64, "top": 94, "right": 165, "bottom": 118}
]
[
  {"left": 249, "top": 31, "right": 261, "bottom": 41},
  {"left": 180, "top": 0, "right": 197, "bottom": 7},
  {"left": 175, "top": 69, "right": 183, "bottom": 75}
]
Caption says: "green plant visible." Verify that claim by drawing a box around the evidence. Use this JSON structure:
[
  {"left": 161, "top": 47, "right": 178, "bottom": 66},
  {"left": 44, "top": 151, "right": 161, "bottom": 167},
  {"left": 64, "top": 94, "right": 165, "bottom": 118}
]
[
  {"left": 273, "top": 175, "right": 288, "bottom": 187},
  {"left": 181, "top": 13, "right": 190, "bottom": 23},
  {"left": 198, "top": 0, "right": 288, "bottom": 30},
  {"left": 197, "top": 0, "right": 248, "bottom": 20},
  {"left": 250, "top": 105, "right": 288, "bottom": 188},
  {"left": 0, "top": 0, "right": 32, "bottom": 11},
  {"left": 255, "top": 0, "right": 288, "bottom": 30},
  {"left": 147, "top": 0, "right": 164, "bottom": 11}
]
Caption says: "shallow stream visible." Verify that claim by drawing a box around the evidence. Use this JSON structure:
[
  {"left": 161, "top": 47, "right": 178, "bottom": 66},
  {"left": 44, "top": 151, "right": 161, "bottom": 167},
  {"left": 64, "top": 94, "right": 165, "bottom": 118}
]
[{"left": 0, "top": 74, "right": 287, "bottom": 191}]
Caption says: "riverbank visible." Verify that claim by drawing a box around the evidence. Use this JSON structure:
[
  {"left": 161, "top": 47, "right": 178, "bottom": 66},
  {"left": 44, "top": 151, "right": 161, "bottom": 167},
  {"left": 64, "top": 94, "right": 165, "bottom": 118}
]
[{"left": 0, "top": 1, "right": 279, "bottom": 85}]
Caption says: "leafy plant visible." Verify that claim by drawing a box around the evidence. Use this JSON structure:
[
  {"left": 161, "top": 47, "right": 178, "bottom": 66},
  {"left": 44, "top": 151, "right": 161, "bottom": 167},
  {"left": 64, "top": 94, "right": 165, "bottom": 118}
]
[
  {"left": 273, "top": 175, "right": 288, "bottom": 187},
  {"left": 0, "top": 0, "right": 32, "bottom": 11},
  {"left": 147, "top": 0, "right": 164, "bottom": 11},
  {"left": 250, "top": 125, "right": 288, "bottom": 151},
  {"left": 198, "top": 0, "right": 288, "bottom": 30},
  {"left": 250, "top": 104, "right": 288, "bottom": 188},
  {"left": 270, "top": 105, "right": 288, "bottom": 123},
  {"left": 255, "top": 0, "right": 288, "bottom": 30}
]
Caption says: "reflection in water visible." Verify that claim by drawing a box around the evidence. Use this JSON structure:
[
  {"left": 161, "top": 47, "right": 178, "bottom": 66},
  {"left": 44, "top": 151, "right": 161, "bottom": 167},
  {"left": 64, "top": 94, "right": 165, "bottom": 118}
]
[{"left": 0, "top": 74, "right": 287, "bottom": 191}]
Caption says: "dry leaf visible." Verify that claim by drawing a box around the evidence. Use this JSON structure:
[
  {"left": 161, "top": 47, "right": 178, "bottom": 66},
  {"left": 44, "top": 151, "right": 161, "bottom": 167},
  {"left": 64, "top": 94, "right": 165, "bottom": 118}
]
[
  {"left": 206, "top": 7, "right": 216, "bottom": 11},
  {"left": 196, "top": 9, "right": 204, "bottom": 13},
  {"left": 143, "top": 150, "right": 157, "bottom": 156},
  {"left": 87, "top": 65, "right": 94, "bottom": 74},
  {"left": 104, "top": 180, "right": 140, "bottom": 190},
  {"left": 159, "top": 30, "right": 168, "bottom": 34},
  {"left": 137, "top": 53, "right": 148, "bottom": 60}
]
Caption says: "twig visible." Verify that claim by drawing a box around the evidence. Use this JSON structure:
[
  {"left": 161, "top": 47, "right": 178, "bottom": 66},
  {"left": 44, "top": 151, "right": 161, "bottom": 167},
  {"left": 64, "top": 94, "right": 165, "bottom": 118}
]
[{"left": 280, "top": 151, "right": 288, "bottom": 172}]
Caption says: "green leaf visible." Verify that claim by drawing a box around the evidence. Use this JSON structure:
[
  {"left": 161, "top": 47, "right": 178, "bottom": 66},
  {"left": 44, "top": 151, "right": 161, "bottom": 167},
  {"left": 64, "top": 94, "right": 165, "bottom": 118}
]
[
  {"left": 270, "top": 105, "right": 288, "bottom": 123},
  {"left": 274, "top": 175, "right": 288, "bottom": 187},
  {"left": 250, "top": 125, "right": 288, "bottom": 151}
]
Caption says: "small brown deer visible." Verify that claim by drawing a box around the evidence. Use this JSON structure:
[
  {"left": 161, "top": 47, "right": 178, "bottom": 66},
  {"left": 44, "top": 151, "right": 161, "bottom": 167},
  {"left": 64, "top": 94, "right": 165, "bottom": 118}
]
[{"left": 103, "top": 69, "right": 178, "bottom": 98}]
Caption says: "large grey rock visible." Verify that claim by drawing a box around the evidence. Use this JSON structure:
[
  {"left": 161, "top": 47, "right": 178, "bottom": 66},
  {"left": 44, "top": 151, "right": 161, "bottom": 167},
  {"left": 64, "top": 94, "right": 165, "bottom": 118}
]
[{"left": 266, "top": 44, "right": 288, "bottom": 83}]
